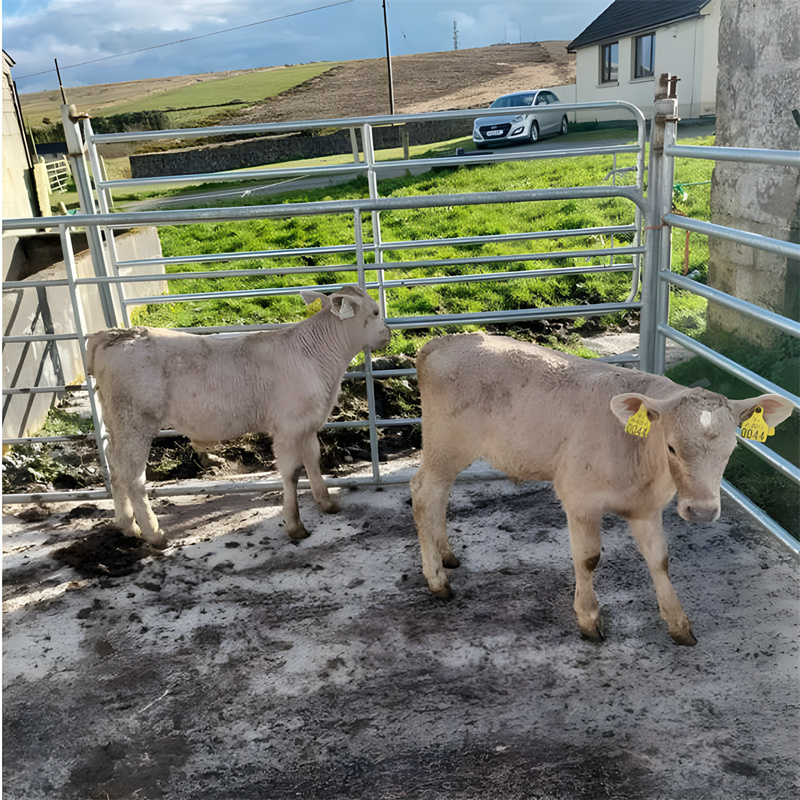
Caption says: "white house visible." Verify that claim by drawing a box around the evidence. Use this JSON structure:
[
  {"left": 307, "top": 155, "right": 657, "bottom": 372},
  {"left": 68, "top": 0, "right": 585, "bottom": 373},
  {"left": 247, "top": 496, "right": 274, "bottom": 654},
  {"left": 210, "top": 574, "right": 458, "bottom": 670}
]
[{"left": 567, "top": 0, "right": 720, "bottom": 121}]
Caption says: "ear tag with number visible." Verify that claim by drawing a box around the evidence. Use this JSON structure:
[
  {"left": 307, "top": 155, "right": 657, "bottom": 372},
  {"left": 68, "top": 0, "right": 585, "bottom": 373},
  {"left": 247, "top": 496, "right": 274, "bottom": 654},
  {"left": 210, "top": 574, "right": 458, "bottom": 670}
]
[
  {"left": 625, "top": 404, "right": 651, "bottom": 438},
  {"left": 740, "top": 407, "right": 774, "bottom": 443}
]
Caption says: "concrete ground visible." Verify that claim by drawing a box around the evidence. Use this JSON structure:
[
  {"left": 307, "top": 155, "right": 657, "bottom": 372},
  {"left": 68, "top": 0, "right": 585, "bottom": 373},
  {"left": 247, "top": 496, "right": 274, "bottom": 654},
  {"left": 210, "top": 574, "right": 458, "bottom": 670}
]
[{"left": 3, "top": 456, "right": 799, "bottom": 800}]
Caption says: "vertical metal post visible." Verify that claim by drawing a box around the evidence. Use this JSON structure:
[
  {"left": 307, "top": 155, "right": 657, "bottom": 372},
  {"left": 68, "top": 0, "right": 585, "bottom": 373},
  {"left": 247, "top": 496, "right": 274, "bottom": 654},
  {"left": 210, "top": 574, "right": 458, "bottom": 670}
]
[
  {"left": 354, "top": 212, "right": 382, "bottom": 485},
  {"left": 83, "top": 118, "right": 129, "bottom": 326},
  {"left": 60, "top": 104, "right": 118, "bottom": 328},
  {"left": 640, "top": 74, "right": 678, "bottom": 374},
  {"left": 362, "top": 123, "right": 388, "bottom": 319},
  {"left": 654, "top": 113, "right": 678, "bottom": 376},
  {"left": 60, "top": 224, "right": 112, "bottom": 493}
]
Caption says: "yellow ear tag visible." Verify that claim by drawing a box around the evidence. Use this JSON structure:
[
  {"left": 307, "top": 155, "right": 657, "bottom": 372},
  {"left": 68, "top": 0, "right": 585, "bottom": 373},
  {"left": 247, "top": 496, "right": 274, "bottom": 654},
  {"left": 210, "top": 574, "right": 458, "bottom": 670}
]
[
  {"left": 625, "top": 404, "right": 651, "bottom": 438},
  {"left": 740, "top": 407, "right": 774, "bottom": 443}
]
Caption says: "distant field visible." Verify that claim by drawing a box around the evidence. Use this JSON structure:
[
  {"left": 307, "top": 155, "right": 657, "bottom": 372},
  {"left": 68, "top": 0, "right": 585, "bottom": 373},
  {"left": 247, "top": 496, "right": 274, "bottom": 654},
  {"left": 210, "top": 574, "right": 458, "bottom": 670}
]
[
  {"left": 102, "top": 63, "right": 339, "bottom": 126},
  {"left": 20, "top": 62, "right": 338, "bottom": 127}
]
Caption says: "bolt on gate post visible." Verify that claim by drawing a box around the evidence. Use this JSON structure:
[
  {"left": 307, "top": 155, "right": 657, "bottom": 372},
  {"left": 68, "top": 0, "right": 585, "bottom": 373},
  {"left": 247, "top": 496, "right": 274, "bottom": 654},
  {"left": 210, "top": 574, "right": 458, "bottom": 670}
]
[{"left": 640, "top": 73, "right": 679, "bottom": 375}]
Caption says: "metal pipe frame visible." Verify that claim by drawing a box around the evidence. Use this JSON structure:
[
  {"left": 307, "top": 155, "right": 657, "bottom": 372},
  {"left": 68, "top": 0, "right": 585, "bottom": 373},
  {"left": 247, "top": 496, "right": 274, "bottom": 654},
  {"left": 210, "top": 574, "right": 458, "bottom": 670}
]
[
  {"left": 665, "top": 142, "right": 800, "bottom": 168},
  {"left": 0, "top": 102, "right": 659, "bottom": 523},
  {"left": 656, "top": 324, "right": 800, "bottom": 408},
  {"left": 5, "top": 101, "right": 645, "bottom": 507},
  {"left": 663, "top": 212, "right": 800, "bottom": 262},
  {"left": 721, "top": 480, "right": 800, "bottom": 557},
  {"left": 85, "top": 101, "right": 646, "bottom": 145},
  {"left": 2, "top": 186, "right": 647, "bottom": 232},
  {"left": 647, "top": 81, "right": 799, "bottom": 552}
]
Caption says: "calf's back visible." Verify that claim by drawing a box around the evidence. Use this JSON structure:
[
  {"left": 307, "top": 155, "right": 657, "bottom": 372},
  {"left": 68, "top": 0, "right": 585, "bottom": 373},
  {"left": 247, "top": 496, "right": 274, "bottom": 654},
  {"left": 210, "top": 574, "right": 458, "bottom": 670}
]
[{"left": 417, "top": 333, "right": 669, "bottom": 490}]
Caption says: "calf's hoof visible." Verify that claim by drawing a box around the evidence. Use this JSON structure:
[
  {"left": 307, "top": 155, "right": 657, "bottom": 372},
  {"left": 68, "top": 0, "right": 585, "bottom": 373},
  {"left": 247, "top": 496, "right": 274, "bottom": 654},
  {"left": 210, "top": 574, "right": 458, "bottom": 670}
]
[
  {"left": 286, "top": 524, "right": 310, "bottom": 540},
  {"left": 441, "top": 552, "right": 460, "bottom": 569},
  {"left": 579, "top": 618, "right": 605, "bottom": 642},
  {"left": 320, "top": 499, "right": 341, "bottom": 515},
  {"left": 426, "top": 576, "right": 453, "bottom": 599},
  {"left": 670, "top": 627, "right": 697, "bottom": 647},
  {"left": 143, "top": 530, "right": 169, "bottom": 550}
]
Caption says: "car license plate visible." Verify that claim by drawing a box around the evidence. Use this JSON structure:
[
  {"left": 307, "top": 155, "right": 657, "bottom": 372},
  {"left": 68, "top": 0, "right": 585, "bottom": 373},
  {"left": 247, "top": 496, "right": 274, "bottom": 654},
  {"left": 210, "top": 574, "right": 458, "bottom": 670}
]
[{"left": 486, "top": 130, "right": 503, "bottom": 137}]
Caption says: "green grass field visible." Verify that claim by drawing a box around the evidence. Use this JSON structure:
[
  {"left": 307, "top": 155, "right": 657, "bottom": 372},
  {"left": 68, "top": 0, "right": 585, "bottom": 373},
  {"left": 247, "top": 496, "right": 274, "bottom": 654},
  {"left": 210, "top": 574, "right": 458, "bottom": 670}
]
[
  {"left": 21, "top": 62, "right": 338, "bottom": 131},
  {"left": 102, "top": 63, "right": 339, "bottom": 127},
  {"left": 129, "top": 132, "right": 714, "bottom": 352}
]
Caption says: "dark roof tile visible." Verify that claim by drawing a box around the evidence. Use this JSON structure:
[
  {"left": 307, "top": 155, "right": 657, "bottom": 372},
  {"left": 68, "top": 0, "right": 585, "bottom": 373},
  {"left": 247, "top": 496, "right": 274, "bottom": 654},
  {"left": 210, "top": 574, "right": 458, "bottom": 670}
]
[{"left": 568, "top": 1, "right": 711, "bottom": 51}]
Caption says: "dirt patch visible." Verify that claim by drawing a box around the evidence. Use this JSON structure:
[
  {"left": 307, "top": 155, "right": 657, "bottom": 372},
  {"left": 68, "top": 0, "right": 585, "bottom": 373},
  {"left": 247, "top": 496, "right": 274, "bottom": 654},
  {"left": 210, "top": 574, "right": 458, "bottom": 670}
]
[
  {"left": 228, "top": 42, "right": 575, "bottom": 124},
  {"left": 3, "top": 459, "right": 799, "bottom": 799},
  {"left": 52, "top": 524, "right": 151, "bottom": 578}
]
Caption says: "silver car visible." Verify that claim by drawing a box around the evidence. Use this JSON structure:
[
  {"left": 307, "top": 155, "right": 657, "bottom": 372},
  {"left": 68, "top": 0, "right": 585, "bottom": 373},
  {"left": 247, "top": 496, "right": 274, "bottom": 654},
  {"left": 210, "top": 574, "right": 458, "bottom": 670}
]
[{"left": 473, "top": 90, "right": 568, "bottom": 149}]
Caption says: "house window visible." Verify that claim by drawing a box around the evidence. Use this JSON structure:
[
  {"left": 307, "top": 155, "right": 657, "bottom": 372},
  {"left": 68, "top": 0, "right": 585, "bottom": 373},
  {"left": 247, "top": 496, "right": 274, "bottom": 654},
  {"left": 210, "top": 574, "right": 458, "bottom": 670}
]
[
  {"left": 634, "top": 33, "right": 655, "bottom": 79},
  {"left": 601, "top": 42, "right": 618, "bottom": 83}
]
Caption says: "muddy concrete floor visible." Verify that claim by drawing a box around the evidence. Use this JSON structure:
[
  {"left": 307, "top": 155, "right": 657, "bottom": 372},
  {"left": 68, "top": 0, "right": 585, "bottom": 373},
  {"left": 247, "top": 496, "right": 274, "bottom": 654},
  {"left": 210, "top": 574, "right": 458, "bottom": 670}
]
[{"left": 3, "top": 457, "right": 799, "bottom": 800}]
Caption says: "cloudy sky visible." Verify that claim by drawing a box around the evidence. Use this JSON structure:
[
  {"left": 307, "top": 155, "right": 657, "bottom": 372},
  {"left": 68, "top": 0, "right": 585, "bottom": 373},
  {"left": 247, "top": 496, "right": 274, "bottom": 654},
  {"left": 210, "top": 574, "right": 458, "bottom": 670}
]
[{"left": 2, "top": 0, "right": 607, "bottom": 95}]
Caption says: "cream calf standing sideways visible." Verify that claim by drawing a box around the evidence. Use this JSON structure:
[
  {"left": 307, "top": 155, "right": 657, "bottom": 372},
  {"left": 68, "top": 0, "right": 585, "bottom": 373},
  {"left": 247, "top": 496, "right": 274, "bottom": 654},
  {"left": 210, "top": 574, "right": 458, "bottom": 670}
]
[
  {"left": 87, "top": 286, "right": 391, "bottom": 549},
  {"left": 410, "top": 333, "right": 793, "bottom": 645}
]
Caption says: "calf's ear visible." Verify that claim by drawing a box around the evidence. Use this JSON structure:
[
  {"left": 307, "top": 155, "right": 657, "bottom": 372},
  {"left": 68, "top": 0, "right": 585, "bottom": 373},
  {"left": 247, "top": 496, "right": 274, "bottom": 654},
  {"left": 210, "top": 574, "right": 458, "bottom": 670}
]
[
  {"left": 301, "top": 290, "right": 330, "bottom": 308},
  {"left": 729, "top": 394, "right": 794, "bottom": 428},
  {"left": 610, "top": 392, "right": 678, "bottom": 427},
  {"left": 330, "top": 293, "right": 360, "bottom": 320}
]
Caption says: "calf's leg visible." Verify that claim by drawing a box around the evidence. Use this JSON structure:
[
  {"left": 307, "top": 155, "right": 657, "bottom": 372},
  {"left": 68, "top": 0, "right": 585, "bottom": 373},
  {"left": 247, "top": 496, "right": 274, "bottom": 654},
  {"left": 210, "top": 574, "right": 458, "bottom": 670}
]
[
  {"left": 302, "top": 434, "right": 340, "bottom": 515},
  {"left": 107, "top": 432, "right": 166, "bottom": 549},
  {"left": 274, "top": 437, "right": 311, "bottom": 540},
  {"left": 565, "top": 510, "right": 604, "bottom": 641},
  {"left": 627, "top": 515, "right": 696, "bottom": 646},
  {"left": 410, "top": 454, "right": 468, "bottom": 598}
]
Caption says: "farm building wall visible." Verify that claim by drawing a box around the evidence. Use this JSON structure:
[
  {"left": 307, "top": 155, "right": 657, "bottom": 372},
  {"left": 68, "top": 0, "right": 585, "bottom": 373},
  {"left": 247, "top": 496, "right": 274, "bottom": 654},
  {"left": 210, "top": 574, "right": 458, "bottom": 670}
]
[{"left": 3, "top": 227, "right": 165, "bottom": 441}]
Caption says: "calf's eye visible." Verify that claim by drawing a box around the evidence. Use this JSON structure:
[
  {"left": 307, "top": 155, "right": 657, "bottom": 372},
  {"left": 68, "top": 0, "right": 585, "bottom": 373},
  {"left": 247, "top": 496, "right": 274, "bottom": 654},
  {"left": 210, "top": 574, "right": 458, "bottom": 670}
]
[{"left": 667, "top": 445, "right": 676, "bottom": 455}]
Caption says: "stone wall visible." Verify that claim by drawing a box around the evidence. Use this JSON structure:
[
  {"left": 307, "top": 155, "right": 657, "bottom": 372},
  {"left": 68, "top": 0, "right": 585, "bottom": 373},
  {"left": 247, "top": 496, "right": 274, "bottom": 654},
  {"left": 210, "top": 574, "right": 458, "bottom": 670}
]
[
  {"left": 130, "top": 118, "right": 474, "bottom": 179},
  {"left": 707, "top": 0, "right": 800, "bottom": 344}
]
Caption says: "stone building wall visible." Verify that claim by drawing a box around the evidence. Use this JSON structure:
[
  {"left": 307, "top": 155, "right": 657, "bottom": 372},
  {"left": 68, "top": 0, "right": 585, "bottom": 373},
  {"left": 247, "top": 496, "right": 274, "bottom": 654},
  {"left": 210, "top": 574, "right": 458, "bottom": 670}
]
[{"left": 707, "top": 0, "right": 800, "bottom": 343}]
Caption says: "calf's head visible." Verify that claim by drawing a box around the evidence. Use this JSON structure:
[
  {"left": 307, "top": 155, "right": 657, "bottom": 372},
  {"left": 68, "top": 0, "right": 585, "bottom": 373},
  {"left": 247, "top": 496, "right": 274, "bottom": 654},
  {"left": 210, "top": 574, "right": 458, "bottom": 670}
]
[
  {"left": 611, "top": 389, "right": 793, "bottom": 522},
  {"left": 303, "top": 286, "right": 391, "bottom": 351}
]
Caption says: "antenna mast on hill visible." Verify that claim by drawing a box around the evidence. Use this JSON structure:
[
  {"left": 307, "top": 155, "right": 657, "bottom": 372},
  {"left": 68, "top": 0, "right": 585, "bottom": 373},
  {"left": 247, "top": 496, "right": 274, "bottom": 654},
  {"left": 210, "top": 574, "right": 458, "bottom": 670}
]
[{"left": 453, "top": 21, "right": 459, "bottom": 50}]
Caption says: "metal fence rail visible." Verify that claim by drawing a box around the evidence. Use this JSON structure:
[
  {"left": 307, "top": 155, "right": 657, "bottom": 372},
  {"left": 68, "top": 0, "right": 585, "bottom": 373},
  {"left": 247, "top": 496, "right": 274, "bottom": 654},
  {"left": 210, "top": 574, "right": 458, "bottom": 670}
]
[
  {"left": 3, "top": 100, "right": 646, "bottom": 506},
  {"left": 4, "top": 88, "right": 798, "bottom": 555},
  {"left": 646, "top": 76, "right": 799, "bottom": 555},
  {"left": 45, "top": 158, "right": 70, "bottom": 192}
]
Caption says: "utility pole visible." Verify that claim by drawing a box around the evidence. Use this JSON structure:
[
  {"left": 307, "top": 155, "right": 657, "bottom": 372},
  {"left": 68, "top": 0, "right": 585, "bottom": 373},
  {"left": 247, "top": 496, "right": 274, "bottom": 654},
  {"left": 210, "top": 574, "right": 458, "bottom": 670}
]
[
  {"left": 54, "top": 58, "right": 68, "bottom": 104},
  {"left": 453, "top": 20, "right": 459, "bottom": 50},
  {"left": 382, "top": 0, "right": 395, "bottom": 114}
]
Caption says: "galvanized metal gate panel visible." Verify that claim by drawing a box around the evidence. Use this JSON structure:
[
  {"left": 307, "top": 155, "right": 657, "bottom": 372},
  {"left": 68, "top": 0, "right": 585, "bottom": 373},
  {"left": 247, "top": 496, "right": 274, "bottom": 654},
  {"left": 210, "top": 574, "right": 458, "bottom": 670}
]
[{"left": 3, "top": 89, "right": 797, "bottom": 553}]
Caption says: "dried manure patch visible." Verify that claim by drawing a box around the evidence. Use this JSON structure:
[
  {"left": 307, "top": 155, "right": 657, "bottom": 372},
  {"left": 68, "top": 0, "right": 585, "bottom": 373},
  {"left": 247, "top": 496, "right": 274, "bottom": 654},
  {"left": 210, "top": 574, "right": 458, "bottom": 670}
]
[
  {"left": 3, "top": 459, "right": 799, "bottom": 799},
  {"left": 52, "top": 525, "right": 152, "bottom": 578}
]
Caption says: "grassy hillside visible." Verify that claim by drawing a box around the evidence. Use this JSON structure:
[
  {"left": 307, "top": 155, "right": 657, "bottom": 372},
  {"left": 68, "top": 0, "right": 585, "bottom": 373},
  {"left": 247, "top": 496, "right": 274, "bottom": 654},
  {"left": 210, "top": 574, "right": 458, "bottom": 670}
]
[
  {"left": 20, "top": 62, "right": 338, "bottom": 128},
  {"left": 98, "top": 63, "right": 339, "bottom": 127}
]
